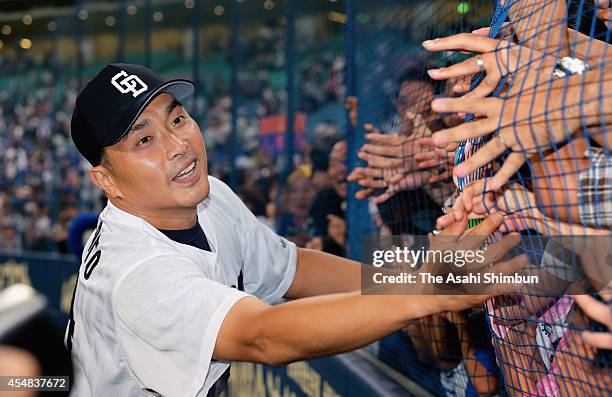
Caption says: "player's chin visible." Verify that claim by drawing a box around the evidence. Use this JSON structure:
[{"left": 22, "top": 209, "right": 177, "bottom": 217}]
[{"left": 170, "top": 174, "right": 210, "bottom": 206}]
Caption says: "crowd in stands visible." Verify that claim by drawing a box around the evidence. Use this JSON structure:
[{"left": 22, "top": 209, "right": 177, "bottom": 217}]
[{"left": 0, "top": 31, "right": 348, "bottom": 255}]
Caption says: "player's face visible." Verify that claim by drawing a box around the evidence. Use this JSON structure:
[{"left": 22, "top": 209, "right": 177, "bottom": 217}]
[{"left": 103, "top": 93, "right": 209, "bottom": 213}]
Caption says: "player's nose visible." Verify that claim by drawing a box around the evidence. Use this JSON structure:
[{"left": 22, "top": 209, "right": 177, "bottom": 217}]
[{"left": 165, "top": 130, "right": 189, "bottom": 161}]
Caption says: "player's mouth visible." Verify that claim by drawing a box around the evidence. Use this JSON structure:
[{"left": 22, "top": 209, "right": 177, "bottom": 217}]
[{"left": 172, "top": 160, "right": 199, "bottom": 184}]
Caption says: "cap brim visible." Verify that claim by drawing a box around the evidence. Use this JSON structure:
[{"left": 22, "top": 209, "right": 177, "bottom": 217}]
[{"left": 109, "top": 79, "right": 195, "bottom": 146}]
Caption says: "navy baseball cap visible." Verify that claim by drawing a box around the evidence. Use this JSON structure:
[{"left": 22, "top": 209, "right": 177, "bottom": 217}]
[{"left": 71, "top": 63, "right": 194, "bottom": 166}]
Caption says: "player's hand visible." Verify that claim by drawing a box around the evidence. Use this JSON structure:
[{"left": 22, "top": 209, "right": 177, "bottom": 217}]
[{"left": 421, "top": 212, "right": 528, "bottom": 313}]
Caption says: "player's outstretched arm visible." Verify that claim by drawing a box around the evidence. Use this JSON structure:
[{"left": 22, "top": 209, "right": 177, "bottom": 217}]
[
  {"left": 214, "top": 214, "right": 526, "bottom": 366},
  {"left": 285, "top": 248, "right": 362, "bottom": 298}
]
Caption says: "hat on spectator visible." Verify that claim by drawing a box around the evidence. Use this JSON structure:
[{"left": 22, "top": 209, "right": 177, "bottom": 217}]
[{"left": 71, "top": 63, "right": 194, "bottom": 166}]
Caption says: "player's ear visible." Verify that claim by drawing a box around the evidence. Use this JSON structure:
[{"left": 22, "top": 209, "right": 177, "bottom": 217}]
[{"left": 88, "top": 166, "right": 122, "bottom": 199}]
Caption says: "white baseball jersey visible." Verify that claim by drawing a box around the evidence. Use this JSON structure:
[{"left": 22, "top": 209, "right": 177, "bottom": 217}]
[{"left": 65, "top": 176, "right": 297, "bottom": 396}]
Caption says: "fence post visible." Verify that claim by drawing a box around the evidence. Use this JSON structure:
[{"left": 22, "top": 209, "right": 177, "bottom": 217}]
[
  {"left": 192, "top": 0, "right": 202, "bottom": 124},
  {"left": 74, "top": 0, "right": 85, "bottom": 84},
  {"left": 283, "top": 0, "right": 296, "bottom": 183},
  {"left": 144, "top": 0, "right": 153, "bottom": 67},
  {"left": 345, "top": 0, "right": 370, "bottom": 260},
  {"left": 229, "top": 0, "right": 240, "bottom": 189},
  {"left": 117, "top": 0, "right": 126, "bottom": 62}
]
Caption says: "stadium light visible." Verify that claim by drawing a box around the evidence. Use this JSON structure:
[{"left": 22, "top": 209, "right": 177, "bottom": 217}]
[
  {"left": 184, "top": 0, "right": 195, "bottom": 9},
  {"left": 22, "top": 15, "right": 33, "bottom": 26},
  {"left": 19, "top": 38, "right": 32, "bottom": 49},
  {"left": 105, "top": 16, "right": 116, "bottom": 27},
  {"left": 48, "top": 21, "right": 57, "bottom": 32},
  {"left": 214, "top": 5, "right": 224, "bottom": 16},
  {"left": 264, "top": 0, "right": 274, "bottom": 10},
  {"left": 153, "top": 11, "right": 164, "bottom": 22},
  {"left": 127, "top": 5, "right": 138, "bottom": 15},
  {"left": 457, "top": 2, "right": 470, "bottom": 14},
  {"left": 78, "top": 10, "right": 89, "bottom": 21},
  {"left": 1, "top": 25, "right": 11, "bottom": 35}
]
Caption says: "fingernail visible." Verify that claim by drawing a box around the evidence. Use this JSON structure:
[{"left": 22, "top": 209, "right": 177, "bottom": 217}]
[
  {"left": 427, "top": 69, "right": 440, "bottom": 77},
  {"left": 431, "top": 99, "right": 443, "bottom": 111},
  {"left": 422, "top": 40, "right": 435, "bottom": 48}
]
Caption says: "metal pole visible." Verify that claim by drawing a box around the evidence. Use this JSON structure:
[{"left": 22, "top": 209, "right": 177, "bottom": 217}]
[
  {"left": 75, "top": 0, "right": 85, "bottom": 84},
  {"left": 283, "top": 0, "right": 296, "bottom": 183},
  {"left": 345, "top": 0, "right": 370, "bottom": 260},
  {"left": 192, "top": 0, "right": 202, "bottom": 99},
  {"left": 144, "top": 0, "right": 153, "bottom": 67},
  {"left": 117, "top": 0, "right": 126, "bottom": 62},
  {"left": 229, "top": 0, "right": 240, "bottom": 189}
]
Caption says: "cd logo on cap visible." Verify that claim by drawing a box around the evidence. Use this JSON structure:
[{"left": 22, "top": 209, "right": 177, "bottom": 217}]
[{"left": 111, "top": 70, "right": 148, "bottom": 98}]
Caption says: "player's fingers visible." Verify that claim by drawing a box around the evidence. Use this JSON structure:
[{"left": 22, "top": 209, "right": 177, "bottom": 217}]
[
  {"left": 490, "top": 254, "right": 529, "bottom": 278},
  {"left": 421, "top": 33, "right": 500, "bottom": 54},
  {"left": 574, "top": 294, "right": 612, "bottom": 328},
  {"left": 483, "top": 233, "right": 522, "bottom": 264}
]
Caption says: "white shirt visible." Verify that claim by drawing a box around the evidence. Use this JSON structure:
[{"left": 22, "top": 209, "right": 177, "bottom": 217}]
[{"left": 66, "top": 176, "right": 297, "bottom": 396}]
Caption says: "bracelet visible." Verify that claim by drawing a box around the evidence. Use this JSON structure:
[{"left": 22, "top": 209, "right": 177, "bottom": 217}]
[{"left": 553, "top": 56, "right": 589, "bottom": 79}]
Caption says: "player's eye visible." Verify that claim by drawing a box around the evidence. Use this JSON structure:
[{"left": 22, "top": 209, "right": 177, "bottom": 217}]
[
  {"left": 137, "top": 136, "right": 152, "bottom": 146},
  {"left": 172, "top": 115, "right": 186, "bottom": 126}
]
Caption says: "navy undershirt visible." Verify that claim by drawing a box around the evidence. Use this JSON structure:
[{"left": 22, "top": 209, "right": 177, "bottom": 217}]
[{"left": 158, "top": 218, "right": 211, "bottom": 252}]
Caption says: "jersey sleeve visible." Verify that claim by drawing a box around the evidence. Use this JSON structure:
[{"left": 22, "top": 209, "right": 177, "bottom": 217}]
[
  {"left": 113, "top": 255, "right": 250, "bottom": 397},
  {"left": 232, "top": 189, "right": 297, "bottom": 304}
]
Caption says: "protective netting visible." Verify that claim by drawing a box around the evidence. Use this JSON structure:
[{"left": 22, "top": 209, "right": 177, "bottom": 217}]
[{"left": 350, "top": 0, "right": 611, "bottom": 396}]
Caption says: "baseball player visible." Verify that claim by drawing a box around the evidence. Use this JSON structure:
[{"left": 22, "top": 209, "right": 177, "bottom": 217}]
[{"left": 65, "top": 64, "right": 524, "bottom": 396}]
